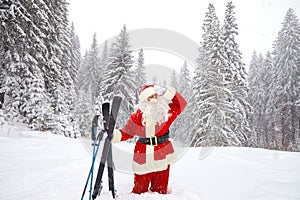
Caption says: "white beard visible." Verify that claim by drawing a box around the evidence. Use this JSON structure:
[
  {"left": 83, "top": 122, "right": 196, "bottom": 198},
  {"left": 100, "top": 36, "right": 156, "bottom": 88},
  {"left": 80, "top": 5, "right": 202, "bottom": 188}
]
[{"left": 136, "top": 97, "right": 170, "bottom": 126}]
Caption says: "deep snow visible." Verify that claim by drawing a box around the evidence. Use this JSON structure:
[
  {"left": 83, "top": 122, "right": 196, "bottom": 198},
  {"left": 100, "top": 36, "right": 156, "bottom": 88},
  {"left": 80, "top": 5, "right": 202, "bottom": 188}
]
[{"left": 1, "top": 124, "right": 300, "bottom": 200}]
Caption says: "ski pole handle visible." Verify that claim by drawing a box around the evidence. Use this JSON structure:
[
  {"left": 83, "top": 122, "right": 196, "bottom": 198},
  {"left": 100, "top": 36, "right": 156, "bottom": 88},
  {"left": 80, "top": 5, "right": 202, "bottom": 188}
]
[
  {"left": 97, "top": 129, "right": 106, "bottom": 141},
  {"left": 91, "top": 115, "right": 99, "bottom": 141}
]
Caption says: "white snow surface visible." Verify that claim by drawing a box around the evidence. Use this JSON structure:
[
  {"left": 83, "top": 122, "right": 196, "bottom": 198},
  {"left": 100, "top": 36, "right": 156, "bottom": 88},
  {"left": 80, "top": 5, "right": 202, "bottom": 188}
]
[{"left": 1, "top": 124, "right": 300, "bottom": 200}]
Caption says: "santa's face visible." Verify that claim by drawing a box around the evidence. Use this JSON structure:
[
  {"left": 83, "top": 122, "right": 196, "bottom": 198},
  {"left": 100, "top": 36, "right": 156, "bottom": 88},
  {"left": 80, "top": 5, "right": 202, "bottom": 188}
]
[
  {"left": 147, "top": 94, "right": 158, "bottom": 104},
  {"left": 137, "top": 94, "right": 170, "bottom": 126}
]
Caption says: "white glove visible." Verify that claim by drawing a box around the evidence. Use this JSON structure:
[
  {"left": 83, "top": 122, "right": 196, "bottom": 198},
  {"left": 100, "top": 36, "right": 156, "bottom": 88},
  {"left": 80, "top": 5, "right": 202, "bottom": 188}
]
[{"left": 157, "top": 87, "right": 167, "bottom": 96}]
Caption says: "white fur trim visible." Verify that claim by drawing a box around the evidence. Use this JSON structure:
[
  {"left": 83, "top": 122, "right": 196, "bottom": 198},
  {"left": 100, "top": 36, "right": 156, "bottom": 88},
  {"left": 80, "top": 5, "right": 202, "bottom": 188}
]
[
  {"left": 139, "top": 86, "right": 156, "bottom": 102},
  {"left": 132, "top": 151, "right": 177, "bottom": 174},
  {"left": 112, "top": 129, "right": 122, "bottom": 143},
  {"left": 145, "top": 116, "right": 155, "bottom": 136},
  {"left": 162, "top": 87, "right": 176, "bottom": 100},
  {"left": 153, "top": 85, "right": 160, "bottom": 91}
]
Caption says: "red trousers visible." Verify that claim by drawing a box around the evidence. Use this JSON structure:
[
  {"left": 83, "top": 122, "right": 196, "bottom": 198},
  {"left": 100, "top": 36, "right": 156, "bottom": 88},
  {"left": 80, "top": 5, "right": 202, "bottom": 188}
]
[{"left": 132, "top": 165, "right": 170, "bottom": 194}]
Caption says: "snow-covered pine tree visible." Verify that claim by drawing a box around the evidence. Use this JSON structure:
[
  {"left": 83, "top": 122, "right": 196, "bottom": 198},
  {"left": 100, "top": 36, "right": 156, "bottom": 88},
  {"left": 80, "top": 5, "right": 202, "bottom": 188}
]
[
  {"left": 61, "top": 68, "right": 77, "bottom": 137},
  {"left": 101, "top": 41, "right": 109, "bottom": 70},
  {"left": 0, "top": 0, "right": 25, "bottom": 121},
  {"left": 67, "top": 23, "right": 81, "bottom": 137},
  {"left": 77, "top": 49, "right": 99, "bottom": 121},
  {"left": 170, "top": 69, "right": 178, "bottom": 89},
  {"left": 266, "top": 8, "right": 300, "bottom": 151},
  {"left": 184, "top": 46, "right": 204, "bottom": 145},
  {"left": 134, "top": 48, "right": 147, "bottom": 104},
  {"left": 221, "top": 1, "right": 251, "bottom": 146},
  {"left": 100, "top": 25, "right": 136, "bottom": 127},
  {"left": 96, "top": 40, "right": 109, "bottom": 99},
  {"left": 41, "top": 0, "right": 66, "bottom": 104},
  {"left": 178, "top": 61, "right": 192, "bottom": 99},
  {"left": 69, "top": 22, "right": 81, "bottom": 92},
  {"left": 94, "top": 40, "right": 110, "bottom": 113},
  {"left": 172, "top": 61, "right": 192, "bottom": 143},
  {"left": 189, "top": 13, "right": 214, "bottom": 147},
  {"left": 0, "top": 0, "right": 78, "bottom": 136},
  {"left": 78, "top": 51, "right": 90, "bottom": 91},
  {"left": 75, "top": 50, "right": 94, "bottom": 137},
  {"left": 74, "top": 88, "right": 94, "bottom": 137},
  {"left": 0, "top": 0, "right": 48, "bottom": 123},
  {"left": 248, "top": 52, "right": 266, "bottom": 147},
  {"left": 44, "top": 0, "right": 78, "bottom": 136},
  {"left": 85, "top": 33, "right": 102, "bottom": 104},
  {"left": 191, "top": 4, "right": 235, "bottom": 146},
  {"left": 262, "top": 52, "right": 274, "bottom": 149},
  {"left": 22, "top": 71, "right": 50, "bottom": 130},
  {"left": 75, "top": 51, "right": 94, "bottom": 137},
  {"left": 22, "top": 0, "right": 57, "bottom": 129}
]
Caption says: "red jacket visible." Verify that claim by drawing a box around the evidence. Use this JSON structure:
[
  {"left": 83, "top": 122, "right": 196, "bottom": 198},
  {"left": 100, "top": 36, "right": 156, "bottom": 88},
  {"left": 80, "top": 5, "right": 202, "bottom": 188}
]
[{"left": 116, "top": 88, "right": 187, "bottom": 170}]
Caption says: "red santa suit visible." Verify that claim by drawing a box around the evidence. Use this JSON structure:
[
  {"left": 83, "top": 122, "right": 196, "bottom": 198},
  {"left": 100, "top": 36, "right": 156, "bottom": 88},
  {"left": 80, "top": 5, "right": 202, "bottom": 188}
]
[{"left": 113, "top": 85, "right": 187, "bottom": 194}]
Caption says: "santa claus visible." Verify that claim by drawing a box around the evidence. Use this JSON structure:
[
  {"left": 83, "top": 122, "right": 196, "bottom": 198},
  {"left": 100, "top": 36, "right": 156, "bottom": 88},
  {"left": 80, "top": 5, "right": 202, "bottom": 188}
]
[{"left": 112, "top": 84, "right": 187, "bottom": 194}]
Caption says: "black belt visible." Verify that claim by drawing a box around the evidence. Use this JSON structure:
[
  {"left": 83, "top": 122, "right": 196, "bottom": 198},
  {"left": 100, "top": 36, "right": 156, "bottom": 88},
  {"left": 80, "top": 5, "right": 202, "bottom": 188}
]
[{"left": 138, "top": 130, "right": 169, "bottom": 146}]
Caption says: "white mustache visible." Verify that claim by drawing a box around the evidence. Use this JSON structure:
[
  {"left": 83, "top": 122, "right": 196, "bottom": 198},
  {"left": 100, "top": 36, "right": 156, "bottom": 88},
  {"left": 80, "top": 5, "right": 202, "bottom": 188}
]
[{"left": 149, "top": 98, "right": 158, "bottom": 104}]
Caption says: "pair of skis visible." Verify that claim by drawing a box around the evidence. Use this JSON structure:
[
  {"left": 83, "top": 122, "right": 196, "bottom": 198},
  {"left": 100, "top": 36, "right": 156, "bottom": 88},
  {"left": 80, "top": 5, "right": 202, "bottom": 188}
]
[{"left": 81, "top": 96, "right": 122, "bottom": 200}]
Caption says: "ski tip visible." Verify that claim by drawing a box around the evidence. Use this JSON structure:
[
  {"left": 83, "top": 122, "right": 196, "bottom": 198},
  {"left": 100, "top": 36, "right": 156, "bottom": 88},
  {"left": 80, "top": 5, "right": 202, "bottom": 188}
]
[
  {"left": 113, "top": 95, "right": 122, "bottom": 101},
  {"left": 114, "top": 95, "right": 122, "bottom": 98},
  {"left": 103, "top": 100, "right": 110, "bottom": 104}
]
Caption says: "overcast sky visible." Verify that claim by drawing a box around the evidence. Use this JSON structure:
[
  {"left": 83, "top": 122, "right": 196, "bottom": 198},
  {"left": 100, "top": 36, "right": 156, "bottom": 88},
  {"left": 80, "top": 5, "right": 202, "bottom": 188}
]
[{"left": 67, "top": 0, "right": 300, "bottom": 75}]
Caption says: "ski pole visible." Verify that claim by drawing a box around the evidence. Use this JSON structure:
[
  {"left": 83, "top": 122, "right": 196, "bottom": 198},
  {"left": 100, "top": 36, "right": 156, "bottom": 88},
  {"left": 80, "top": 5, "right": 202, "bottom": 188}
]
[
  {"left": 81, "top": 115, "right": 101, "bottom": 200},
  {"left": 80, "top": 138, "right": 102, "bottom": 200},
  {"left": 89, "top": 132, "right": 96, "bottom": 200}
]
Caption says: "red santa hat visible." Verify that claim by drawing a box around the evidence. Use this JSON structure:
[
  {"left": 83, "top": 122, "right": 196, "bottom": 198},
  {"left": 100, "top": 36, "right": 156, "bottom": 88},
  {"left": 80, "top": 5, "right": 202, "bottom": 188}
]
[{"left": 139, "top": 84, "right": 159, "bottom": 102}]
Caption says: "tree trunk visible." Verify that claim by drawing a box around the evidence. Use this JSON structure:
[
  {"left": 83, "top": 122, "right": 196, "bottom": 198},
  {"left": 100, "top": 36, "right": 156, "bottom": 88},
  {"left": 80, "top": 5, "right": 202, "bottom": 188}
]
[{"left": 0, "top": 92, "right": 4, "bottom": 109}]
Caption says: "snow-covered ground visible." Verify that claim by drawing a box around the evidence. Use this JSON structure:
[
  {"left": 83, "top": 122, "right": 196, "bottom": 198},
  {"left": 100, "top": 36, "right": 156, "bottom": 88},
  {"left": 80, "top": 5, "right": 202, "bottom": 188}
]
[{"left": 1, "top": 124, "right": 300, "bottom": 200}]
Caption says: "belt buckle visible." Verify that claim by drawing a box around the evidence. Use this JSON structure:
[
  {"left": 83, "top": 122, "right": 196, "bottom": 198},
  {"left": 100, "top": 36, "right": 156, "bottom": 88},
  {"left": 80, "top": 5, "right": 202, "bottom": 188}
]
[{"left": 150, "top": 136, "right": 158, "bottom": 146}]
